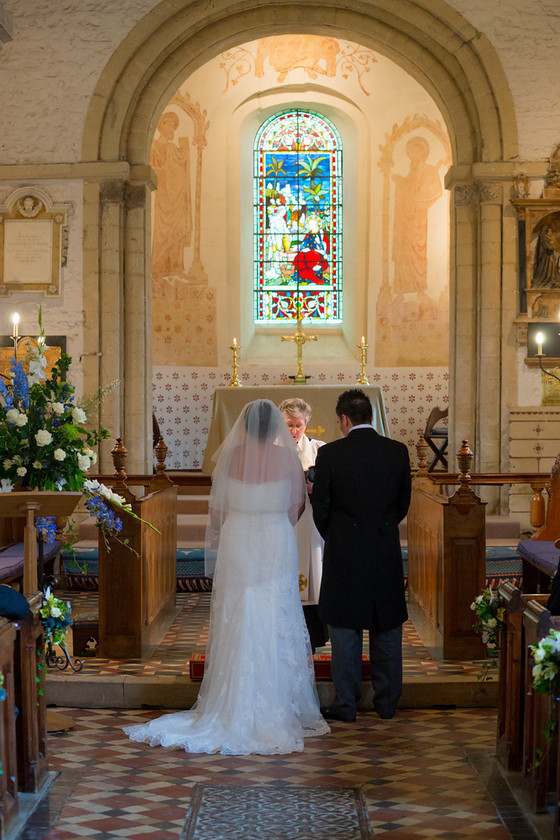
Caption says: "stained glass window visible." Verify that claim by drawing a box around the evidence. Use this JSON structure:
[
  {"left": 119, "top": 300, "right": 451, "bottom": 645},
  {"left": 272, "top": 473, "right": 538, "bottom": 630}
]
[{"left": 254, "top": 109, "right": 342, "bottom": 323}]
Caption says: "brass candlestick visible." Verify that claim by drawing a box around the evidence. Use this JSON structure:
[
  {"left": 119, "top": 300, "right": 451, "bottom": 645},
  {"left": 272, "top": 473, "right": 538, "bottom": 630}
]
[
  {"left": 281, "top": 298, "right": 317, "bottom": 384},
  {"left": 357, "top": 336, "right": 370, "bottom": 385},
  {"left": 229, "top": 338, "right": 242, "bottom": 387}
]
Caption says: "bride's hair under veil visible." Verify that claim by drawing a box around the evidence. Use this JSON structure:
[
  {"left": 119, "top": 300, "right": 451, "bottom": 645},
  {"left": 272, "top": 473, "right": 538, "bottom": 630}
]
[{"left": 204, "top": 399, "right": 306, "bottom": 577}]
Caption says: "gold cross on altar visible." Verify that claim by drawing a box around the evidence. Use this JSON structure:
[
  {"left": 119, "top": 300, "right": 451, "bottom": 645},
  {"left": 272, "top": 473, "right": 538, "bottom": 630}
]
[{"left": 281, "top": 300, "right": 317, "bottom": 384}]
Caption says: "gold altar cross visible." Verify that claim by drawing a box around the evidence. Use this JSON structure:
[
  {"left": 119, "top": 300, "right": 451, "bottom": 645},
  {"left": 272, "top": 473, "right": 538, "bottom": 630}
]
[{"left": 281, "top": 300, "right": 317, "bottom": 384}]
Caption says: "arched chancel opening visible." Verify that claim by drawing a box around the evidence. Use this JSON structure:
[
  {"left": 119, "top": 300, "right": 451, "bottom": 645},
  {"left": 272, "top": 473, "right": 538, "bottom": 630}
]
[{"left": 81, "top": 0, "right": 518, "bottom": 478}]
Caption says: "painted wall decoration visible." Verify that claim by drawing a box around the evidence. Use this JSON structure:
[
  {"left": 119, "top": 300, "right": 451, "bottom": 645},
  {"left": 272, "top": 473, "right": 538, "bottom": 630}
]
[
  {"left": 153, "top": 365, "right": 448, "bottom": 470},
  {"left": 254, "top": 109, "right": 342, "bottom": 323},
  {"left": 376, "top": 115, "right": 451, "bottom": 366},
  {"left": 151, "top": 91, "right": 216, "bottom": 366},
  {"left": 221, "top": 35, "right": 377, "bottom": 95}
]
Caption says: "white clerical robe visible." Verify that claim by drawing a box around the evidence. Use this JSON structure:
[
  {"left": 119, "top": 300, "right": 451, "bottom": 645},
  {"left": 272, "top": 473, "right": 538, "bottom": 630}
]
[{"left": 296, "top": 435, "right": 324, "bottom": 605}]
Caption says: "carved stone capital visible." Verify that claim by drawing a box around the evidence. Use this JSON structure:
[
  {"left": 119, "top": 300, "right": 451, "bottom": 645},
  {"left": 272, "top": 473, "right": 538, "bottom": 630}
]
[
  {"left": 124, "top": 182, "right": 148, "bottom": 210},
  {"left": 100, "top": 180, "right": 125, "bottom": 205},
  {"left": 478, "top": 182, "right": 503, "bottom": 204},
  {"left": 454, "top": 184, "right": 478, "bottom": 207}
]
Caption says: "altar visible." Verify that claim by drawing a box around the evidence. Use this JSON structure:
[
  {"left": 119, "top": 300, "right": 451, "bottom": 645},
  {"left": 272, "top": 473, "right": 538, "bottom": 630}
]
[{"left": 201, "top": 385, "right": 389, "bottom": 474}]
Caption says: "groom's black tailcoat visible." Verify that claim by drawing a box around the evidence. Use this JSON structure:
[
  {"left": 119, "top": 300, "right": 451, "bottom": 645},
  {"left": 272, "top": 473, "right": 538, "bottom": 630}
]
[{"left": 311, "top": 427, "right": 411, "bottom": 632}]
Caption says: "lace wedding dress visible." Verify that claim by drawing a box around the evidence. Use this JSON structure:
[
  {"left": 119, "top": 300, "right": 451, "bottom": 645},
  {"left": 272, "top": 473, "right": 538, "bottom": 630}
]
[{"left": 124, "top": 477, "right": 329, "bottom": 755}]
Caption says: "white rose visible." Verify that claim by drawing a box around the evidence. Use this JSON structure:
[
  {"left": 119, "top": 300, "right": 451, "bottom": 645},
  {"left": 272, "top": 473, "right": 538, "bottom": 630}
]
[
  {"left": 15, "top": 413, "right": 28, "bottom": 427},
  {"left": 71, "top": 407, "right": 87, "bottom": 424},
  {"left": 78, "top": 455, "right": 91, "bottom": 471},
  {"left": 54, "top": 448, "right": 66, "bottom": 461},
  {"left": 51, "top": 402, "right": 65, "bottom": 415},
  {"left": 3, "top": 459, "right": 12, "bottom": 469},
  {"left": 5, "top": 408, "right": 18, "bottom": 423},
  {"left": 16, "top": 466, "right": 27, "bottom": 477},
  {"left": 487, "top": 618, "right": 497, "bottom": 628},
  {"left": 35, "top": 429, "right": 52, "bottom": 446},
  {"left": 50, "top": 606, "right": 62, "bottom": 618},
  {"left": 533, "top": 648, "right": 545, "bottom": 663},
  {"left": 33, "top": 461, "right": 43, "bottom": 469}
]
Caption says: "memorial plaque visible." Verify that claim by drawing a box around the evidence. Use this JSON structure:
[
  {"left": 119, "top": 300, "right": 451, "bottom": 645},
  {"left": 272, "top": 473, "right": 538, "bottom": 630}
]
[
  {"left": 0, "top": 187, "right": 69, "bottom": 296},
  {"left": 4, "top": 219, "right": 53, "bottom": 286}
]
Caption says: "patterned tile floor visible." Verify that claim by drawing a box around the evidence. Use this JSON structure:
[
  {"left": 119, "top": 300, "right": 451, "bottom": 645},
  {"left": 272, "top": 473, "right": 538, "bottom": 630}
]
[
  {"left": 21, "top": 707, "right": 548, "bottom": 840},
  {"left": 54, "top": 591, "right": 488, "bottom": 679},
  {"left": 26, "top": 591, "right": 551, "bottom": 839}
]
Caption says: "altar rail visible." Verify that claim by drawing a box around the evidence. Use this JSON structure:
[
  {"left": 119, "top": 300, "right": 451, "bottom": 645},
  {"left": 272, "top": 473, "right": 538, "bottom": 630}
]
[
  {"left": 407, "top": 437, "right": 559, "bottom": 659},
  {"left": 0, "top": 594, "right": 48, "bottom": 837},
  {"left": 96, "top": 438, "right": 178, "bottom": 659}
]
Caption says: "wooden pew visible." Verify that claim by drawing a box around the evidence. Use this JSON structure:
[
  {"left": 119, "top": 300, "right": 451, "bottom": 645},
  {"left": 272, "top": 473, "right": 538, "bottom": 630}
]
[
  {"left": 0, "top": 618, "right": 18, "bottom": 837},
  {"left": 407, "top": 440, "right": 486, "bottom": 659},
  {"left": 98, "top": 438, "right": 178, "bottom": 659},
  {"left": 522, "top": 600, "right": 560, "bottom": 814},
  {"left": 13, "top": 594, "right": 47, "bottom": 793},
  {"left": 496, "top": 582, "right": 548, "bottom": 772}
]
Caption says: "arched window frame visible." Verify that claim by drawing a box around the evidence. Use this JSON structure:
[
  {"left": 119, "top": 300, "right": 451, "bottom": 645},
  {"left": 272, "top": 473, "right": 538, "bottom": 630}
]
[{"left": 253, "top": 108, "right": 343, "bottom": 324}]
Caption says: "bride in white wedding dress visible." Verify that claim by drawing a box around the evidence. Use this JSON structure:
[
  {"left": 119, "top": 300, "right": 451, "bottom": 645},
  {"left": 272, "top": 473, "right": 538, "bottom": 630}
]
[{"left": 124, "top": 399, "right": 329, "bottom": 755}]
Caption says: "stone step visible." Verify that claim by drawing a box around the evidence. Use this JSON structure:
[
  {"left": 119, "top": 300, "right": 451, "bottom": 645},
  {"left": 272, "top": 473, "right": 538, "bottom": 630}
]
[
  {"left": 177, "top": 514, "right": 208, "bottom": 542},
  {"left": 177, "top": 495, "right": 209, "bottom": 515}
]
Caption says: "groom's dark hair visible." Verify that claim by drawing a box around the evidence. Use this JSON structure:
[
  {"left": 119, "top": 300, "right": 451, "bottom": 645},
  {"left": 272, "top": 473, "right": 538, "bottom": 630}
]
[
  {"left": 244, "top": 399, "right": 275, "bottom": 440},
  {"left": 336, "top": 389, "right": 372, "bottom": 426}
]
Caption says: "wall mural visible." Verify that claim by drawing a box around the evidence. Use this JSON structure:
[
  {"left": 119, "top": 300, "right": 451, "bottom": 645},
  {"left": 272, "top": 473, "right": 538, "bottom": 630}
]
[
  {"left": 376, "top": 115, "right": 451, "bottom": 366},
  {"left": 151, "top": 92, "right": 216, "bottom": 366},
  {"left": 221, "top": 35, "right": 377, "bottom": 95}
]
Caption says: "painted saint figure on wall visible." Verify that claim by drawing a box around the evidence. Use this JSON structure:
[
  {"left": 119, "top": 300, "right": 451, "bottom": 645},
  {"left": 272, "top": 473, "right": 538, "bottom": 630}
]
[
  {"left": 391, "top": 135, "right": 442, "bottom": 298},
  {"left": 151, "top": 111, "right": 193, "bottom": 282}
]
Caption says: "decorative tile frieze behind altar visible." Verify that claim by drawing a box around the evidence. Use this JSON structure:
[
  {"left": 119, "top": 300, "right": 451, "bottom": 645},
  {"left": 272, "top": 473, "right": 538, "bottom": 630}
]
[{"left": 153, "top": 365, "right": 449, "bottom": 470}]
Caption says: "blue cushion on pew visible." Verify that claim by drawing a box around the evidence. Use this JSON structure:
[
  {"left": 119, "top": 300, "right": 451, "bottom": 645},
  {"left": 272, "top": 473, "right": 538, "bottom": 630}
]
[
  {"left": 61, "top": 545, "right": 214, "bottom": 593},
  {"left": 516, "top": 540, "right": 559, "bottom": 577},
  {"left": 0, "top": 540, "right": 60, "bottom": 583}
]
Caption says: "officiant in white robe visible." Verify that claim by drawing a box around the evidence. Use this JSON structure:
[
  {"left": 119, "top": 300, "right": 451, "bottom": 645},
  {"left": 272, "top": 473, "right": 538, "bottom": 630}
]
[{"left": 279, "top": 398, "right": 329, "bottom": 650}]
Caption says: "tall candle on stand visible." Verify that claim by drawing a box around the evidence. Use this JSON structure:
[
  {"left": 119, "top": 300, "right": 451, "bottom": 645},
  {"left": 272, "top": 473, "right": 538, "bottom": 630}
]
[
  {"left": 357, "top": 336, "right": 370, "bottom": 385},
  {"left": 11, "top": 313, "right": 19, "bottom": 359},
  {"left": 229, "top": 337, "right": 242, "bottom": 387}
]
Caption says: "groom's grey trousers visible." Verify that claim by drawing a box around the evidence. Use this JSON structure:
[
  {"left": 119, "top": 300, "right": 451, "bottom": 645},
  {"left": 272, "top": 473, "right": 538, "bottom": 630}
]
[{"left": 328, "top": 623, "right": 403, "bottom": 718}]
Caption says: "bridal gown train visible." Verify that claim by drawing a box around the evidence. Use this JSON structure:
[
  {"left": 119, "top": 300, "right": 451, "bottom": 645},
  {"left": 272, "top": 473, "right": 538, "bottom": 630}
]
[{"left": 124, "top": 478, "right": 330, "bottom": 755}]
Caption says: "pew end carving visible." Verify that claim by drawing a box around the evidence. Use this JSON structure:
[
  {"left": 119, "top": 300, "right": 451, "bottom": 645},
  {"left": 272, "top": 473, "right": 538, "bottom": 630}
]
[
  {"left": 97, "top": 437, "right": 178, "bottom": 660},
  {"left": 408, "top": 439, "right": 486, "bottom": 659}
]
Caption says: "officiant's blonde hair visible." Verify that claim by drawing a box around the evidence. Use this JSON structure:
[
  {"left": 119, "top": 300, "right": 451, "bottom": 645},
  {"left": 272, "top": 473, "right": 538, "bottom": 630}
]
[{"left": 278, "top": 397, "right": 312, "bottom": 423}]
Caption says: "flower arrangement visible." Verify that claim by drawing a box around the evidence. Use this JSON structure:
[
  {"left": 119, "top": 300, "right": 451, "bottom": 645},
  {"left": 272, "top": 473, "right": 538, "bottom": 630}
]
[
  {"left": 39, "top": 587, "right": 73, "bottom": 658},
  {"left": 470, "top": 587, "right": 506, "bottom": 688},
  {"left": 470, "top": 587, "right": 506, "bottom": 649},
  {"left": 530, "top": 629, "right": 560, "bottom": 695},
  {"left": 0, "top": 309, "right": 108, "bottom": 493}
]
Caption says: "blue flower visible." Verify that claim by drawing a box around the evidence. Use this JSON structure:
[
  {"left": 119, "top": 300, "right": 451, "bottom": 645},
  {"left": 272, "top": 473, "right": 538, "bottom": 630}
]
[
  {"left": 85, "top": 495, "right": 123, "bottom": 536},
  {"left": 10, "top": 358, "right": 29, "bottom": 410},
  {"left": 35, "top": 516, "right": 58, "bottom": 545}
]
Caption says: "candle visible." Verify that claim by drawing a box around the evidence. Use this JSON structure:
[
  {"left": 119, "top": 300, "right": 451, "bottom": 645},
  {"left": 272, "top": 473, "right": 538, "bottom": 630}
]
[
  {"left": 11, "top": 313, "right": 19, "bottom": 338},
  {"left": 536, "top": 331, "right": 544, "bottom": 356},
  {"left": 361, "top": 336, "right": 365, "bottom": 345},
  {"left": 232, "top": 337, "right": 237, "bottom": 348}
]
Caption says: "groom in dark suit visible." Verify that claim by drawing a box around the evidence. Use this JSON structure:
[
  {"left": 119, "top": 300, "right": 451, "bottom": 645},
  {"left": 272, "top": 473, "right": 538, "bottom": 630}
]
[{"left": 311, "top": 388, "right": 411, "bottom": 722}]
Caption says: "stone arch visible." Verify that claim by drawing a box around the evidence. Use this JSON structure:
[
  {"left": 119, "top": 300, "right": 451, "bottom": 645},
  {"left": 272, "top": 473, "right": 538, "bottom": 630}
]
[
  {"left": 84, "top": 0, "right": 516, "bottom": 166},
  {"left": 83, "top": 0, "right": 518, "bottom": 474}
]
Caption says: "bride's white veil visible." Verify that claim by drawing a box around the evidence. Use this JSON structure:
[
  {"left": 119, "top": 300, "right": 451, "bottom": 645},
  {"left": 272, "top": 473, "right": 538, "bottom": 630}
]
[{"left": 204, "top": 399, "right": 305, "bottom": 577}]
